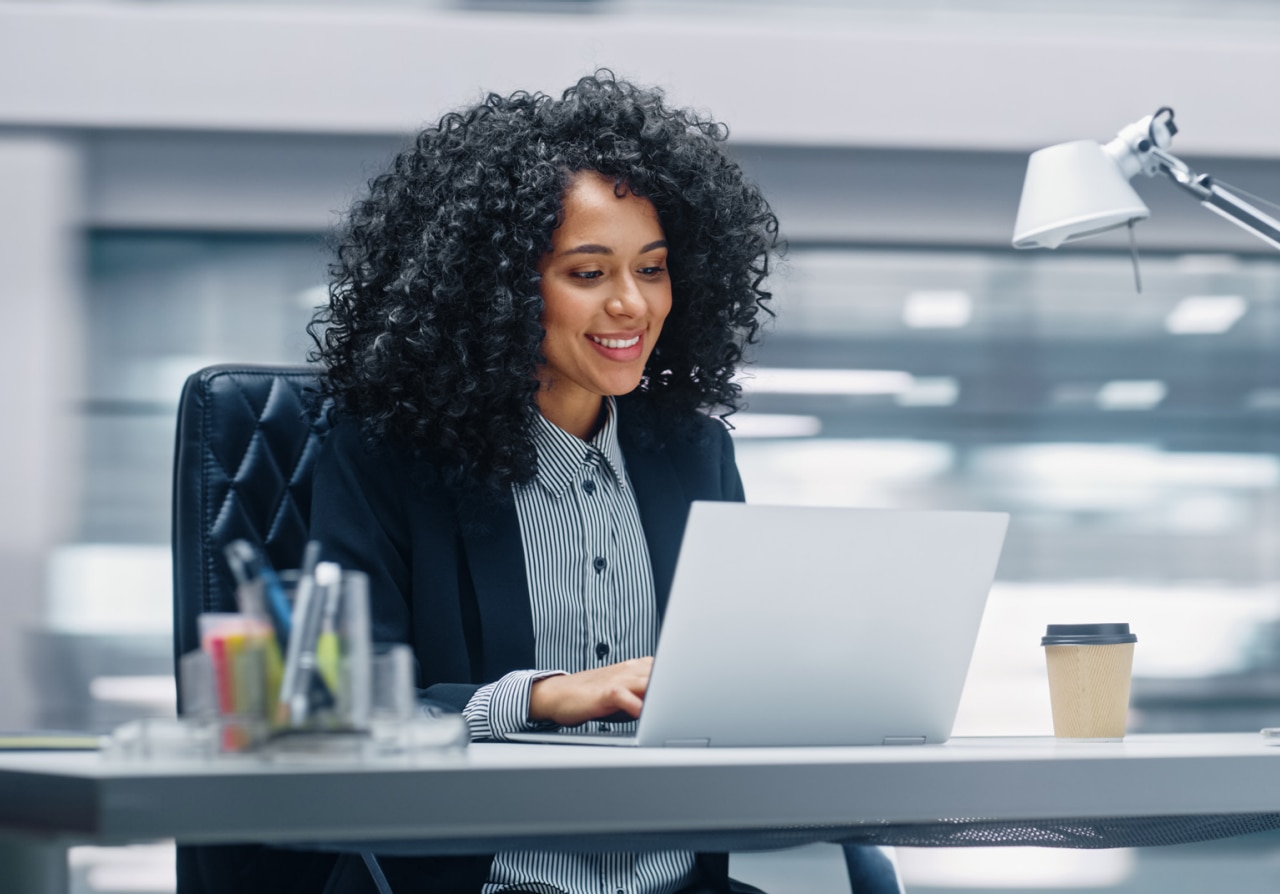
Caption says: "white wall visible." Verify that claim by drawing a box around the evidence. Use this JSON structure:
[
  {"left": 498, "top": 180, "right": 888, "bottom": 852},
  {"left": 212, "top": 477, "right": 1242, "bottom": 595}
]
[
  {"left": 0, "top": 134, "right": 84, "bottom": 728},
  {"left": 1, "top": 4, "right": 1280, "bottom": 156}
]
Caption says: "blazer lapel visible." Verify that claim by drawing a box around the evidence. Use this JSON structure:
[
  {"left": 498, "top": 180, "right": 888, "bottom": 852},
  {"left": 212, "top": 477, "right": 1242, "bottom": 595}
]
[
  {"left": 458, "top": 492, "right": 537, "bottom": 678},
  {"left": 619, "top": 426, "right": 688, "bottom": 620}
]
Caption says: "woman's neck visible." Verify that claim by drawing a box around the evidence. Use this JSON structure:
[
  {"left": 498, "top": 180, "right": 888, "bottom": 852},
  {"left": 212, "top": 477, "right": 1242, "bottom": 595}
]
[{"left": 538, "top": 396, "right": 607, "bottom": 441}]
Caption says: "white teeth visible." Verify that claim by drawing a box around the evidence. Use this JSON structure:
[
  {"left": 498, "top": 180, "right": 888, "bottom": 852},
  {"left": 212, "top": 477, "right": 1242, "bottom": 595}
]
[{"left": 589, "top": 335, "right": 640, "bottom": 349}]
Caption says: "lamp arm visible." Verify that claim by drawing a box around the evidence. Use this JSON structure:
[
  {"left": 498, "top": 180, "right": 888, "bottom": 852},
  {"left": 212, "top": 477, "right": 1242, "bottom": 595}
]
[{"left": 1149, "top": 147, "right": 1280, "bottom": 250}]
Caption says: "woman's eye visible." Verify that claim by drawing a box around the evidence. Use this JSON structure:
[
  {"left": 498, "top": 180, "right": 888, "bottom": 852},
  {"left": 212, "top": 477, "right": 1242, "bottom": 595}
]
[
  {"left": 572, "top": 270, "right": 603, "bottom": 280},
  {"left": 639, "top": 266, "right": 667, "bottom": 277}
]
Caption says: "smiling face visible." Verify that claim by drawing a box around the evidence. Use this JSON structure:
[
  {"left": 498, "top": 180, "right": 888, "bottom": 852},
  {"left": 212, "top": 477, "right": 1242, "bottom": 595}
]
[{"left": 535, "top": 171, "right": 672, "bottom": 438}]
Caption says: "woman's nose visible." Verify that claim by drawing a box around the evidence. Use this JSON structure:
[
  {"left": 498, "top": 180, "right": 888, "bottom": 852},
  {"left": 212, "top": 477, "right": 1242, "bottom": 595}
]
[{"left": 607, "top": 274, "right": 646, "bottom": 316}]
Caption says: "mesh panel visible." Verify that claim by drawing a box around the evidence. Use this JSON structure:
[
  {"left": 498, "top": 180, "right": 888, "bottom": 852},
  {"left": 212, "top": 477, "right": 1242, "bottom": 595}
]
[
  {"left": 329, "top": 813, "right": 1280, "bottom": 857},
  {"left": 827, "top": 813, "right": 1280, "bottom": 848}
]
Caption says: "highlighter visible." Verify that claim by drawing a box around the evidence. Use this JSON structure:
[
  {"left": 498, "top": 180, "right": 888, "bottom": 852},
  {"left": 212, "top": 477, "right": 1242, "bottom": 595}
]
[{"left": 313, "top": 562, "right": 345, "bottom": 704}]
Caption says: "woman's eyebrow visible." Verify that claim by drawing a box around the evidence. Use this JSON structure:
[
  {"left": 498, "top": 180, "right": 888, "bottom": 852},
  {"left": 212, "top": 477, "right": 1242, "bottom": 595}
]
[
  {"left": 562, "top": 243, "right": 611, "bottom": 256},
  {"left": 560, "top": 239, "right": 669, "bottom": 257}
]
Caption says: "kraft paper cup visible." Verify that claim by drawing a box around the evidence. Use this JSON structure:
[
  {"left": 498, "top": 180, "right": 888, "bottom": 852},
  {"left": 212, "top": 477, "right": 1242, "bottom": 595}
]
[{"left": 1042, "top": 623, "right": 1137, "bottom": 741}]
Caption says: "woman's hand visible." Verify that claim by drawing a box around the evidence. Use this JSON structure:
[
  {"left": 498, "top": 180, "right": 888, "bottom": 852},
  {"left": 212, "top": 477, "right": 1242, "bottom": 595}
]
[{"left": 528, "top": 657, "right": 654, "bottom": 727}]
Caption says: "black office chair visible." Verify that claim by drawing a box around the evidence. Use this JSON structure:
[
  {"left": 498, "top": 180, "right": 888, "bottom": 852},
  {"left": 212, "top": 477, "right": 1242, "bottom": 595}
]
[
  {"left": 172, "top": 364, "right": 330, "bottom": 672},
  {"left": 171, "top": 363, "right": 900, "bottom": 894},
  {"left": 171, "top": 363, "right": 353, "bottom": 894}
]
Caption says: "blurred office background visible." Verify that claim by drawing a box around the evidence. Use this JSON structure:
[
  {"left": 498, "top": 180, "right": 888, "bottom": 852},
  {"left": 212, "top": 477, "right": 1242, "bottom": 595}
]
[{"left": 4, "top": 0, "right": 1280, "bottom": 891}]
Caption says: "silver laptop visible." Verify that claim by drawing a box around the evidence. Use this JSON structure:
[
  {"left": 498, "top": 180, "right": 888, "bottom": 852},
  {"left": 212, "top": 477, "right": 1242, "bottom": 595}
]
[{"left": 507, "top": 501, "right": 1008, "bottom": 748}]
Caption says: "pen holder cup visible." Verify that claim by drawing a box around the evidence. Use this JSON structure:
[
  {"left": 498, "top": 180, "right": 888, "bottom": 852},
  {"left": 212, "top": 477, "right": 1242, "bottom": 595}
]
[
  {"left": 273, "top": 566, "right": 375, "bottom": 734},
  {"left": 101, "top": 716, "right": 220, "bottom": 762},
  {"left": 182, "top": 567, "right": 378, "bottom": 751},
  {"left": 362, "top": 643, "right": 470, "bottom": 756},
  {"left": 182, "top": 622, "right": 277, "bottom": 753},
  {"left": 180, "top": 565, "right": 464, "bottom": 758}
]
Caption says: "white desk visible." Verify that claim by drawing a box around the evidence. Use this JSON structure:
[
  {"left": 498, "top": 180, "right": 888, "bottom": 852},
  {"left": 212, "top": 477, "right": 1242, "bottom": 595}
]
[{"left": 3, "top": 734, "right": 1280, "bottom": 891}]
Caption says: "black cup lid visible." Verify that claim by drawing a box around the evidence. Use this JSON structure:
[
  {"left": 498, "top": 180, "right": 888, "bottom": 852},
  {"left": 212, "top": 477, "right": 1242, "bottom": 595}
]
[{"left": 1042, "top": 623, "right": 1137, "bottom": 646}]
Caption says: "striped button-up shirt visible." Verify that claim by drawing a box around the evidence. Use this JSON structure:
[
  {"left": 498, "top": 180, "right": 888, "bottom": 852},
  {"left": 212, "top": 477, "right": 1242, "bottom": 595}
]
[{"left": 463, "top": 398, "right": 696, "bottom": 894}]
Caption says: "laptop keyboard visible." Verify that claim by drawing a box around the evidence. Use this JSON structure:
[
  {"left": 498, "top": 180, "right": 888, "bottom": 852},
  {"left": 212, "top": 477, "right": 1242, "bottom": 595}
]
[{"left": 555, "top": 722, "right": 637, "bottom": 738}]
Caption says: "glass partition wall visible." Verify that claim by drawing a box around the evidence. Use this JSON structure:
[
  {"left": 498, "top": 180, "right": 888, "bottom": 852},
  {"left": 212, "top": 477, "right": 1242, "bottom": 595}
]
[
  {"left": 38, "top": 234, "right": 329, "bottom": 734},
  {"left": 738, "top": 247, "right": 1280, "bottom": 737},
  {"left": 61, "top": 234, "right": 1280, "bottom": 739},
  {"left": 49, "top": 230, "right": 1280, "bottom": 893}
]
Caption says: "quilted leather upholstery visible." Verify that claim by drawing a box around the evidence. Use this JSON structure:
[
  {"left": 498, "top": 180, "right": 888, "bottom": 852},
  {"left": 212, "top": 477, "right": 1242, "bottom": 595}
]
[{"left": 171, "top": 365, "right": 330, "bottom": 675}]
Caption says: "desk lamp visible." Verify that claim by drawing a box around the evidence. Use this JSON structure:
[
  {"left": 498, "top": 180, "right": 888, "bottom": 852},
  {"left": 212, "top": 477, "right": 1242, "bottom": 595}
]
[{"left": 1012, "top": 107, "right": 1280, "bottom": 253}]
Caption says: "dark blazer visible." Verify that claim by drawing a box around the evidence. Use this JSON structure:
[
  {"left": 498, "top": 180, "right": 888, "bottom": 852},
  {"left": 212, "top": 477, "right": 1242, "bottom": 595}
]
[{"left": 304, "top": 396, "right": 747, "bottom": 894}]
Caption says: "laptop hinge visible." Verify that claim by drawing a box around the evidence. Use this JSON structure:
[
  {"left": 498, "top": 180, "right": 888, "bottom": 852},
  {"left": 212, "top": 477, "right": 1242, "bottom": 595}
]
[
  {"left": 663, "top": 738, "right": 710, "bottom": 748},
  {"left": 882, "top": 736, "right": 927, "bottom": 746}
]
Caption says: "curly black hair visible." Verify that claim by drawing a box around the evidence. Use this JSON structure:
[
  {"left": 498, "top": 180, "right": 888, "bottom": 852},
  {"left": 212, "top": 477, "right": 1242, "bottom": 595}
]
[{"left": 308, "top": 71, "right": 780, "bottom": 492}]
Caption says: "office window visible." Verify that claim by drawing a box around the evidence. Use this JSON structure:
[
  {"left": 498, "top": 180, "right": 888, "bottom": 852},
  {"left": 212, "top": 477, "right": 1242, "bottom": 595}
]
[
  {"left": 36, "top": 234, "right": 328, "bottom": 736},
  {"left": 734, "top": 246, "right": 1280, "bottom": 736},
  {"left": 58, "top": 235, "right": 1280, "bottom": 741},
  {"left": 81, "top": 232, "right": 328, "bottom": 544}
]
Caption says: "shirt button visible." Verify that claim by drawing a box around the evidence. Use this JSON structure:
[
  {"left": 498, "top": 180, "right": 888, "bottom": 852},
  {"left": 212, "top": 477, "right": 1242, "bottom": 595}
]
[
  {"left": 596, "top": 641, "right": 610, "bottom": 660},
  {"left": 582, "top": 479, "right": 596, "bottom": 495},
  {"left": 599, "top": 723, "right": 611, "bottom": 733},
  {"left": 593, "top": 556, "right": 607, "bottom": 573}
]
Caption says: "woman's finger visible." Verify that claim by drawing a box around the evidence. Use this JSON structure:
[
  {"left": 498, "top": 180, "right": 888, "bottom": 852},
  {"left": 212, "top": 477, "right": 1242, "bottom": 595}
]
[{"left": 529, "top": 658, "right": 654, "bottom": 726}]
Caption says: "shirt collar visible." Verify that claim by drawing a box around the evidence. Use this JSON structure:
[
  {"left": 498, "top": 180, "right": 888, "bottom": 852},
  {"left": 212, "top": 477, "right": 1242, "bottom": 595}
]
[{"left": 528, "top": 397, "right": 627, "bottom": 496}]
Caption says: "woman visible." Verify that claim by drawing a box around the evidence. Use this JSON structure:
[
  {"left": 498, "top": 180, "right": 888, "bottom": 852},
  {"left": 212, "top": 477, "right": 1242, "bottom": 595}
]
[{"left": 307, "top": 72, "right": 778, "bottom": 893}]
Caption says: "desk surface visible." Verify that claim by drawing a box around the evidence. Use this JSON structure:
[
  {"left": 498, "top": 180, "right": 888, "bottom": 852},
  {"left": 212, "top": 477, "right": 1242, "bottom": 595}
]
[{"left": 2, "top": 734, "right": 1279, "bottom": 851}]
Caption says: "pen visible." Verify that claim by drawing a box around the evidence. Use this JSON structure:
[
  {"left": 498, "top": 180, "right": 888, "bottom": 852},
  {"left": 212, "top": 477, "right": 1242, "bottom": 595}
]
[
  {"left": 289, "top": 561, "right": 339, "bottom": 726},
  {"left": 224, "top": 540, "right": 266, "bottom": 618},
  {"left": 224, "top": 540, "right": 293, "bottom": 643},
  {"left": 277, "top": 542, "right": 325, "bottom": 726}
]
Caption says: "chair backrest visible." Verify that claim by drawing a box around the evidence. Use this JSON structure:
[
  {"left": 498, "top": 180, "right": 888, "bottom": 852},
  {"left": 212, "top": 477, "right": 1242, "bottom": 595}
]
[{"left": 170, "top": 364, "right": 330, "bottom": 683}]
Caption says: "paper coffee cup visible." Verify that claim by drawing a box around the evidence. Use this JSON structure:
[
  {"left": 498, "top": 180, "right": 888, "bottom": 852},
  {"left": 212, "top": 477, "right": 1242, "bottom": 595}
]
[{"left": 1042, "top": 623, "right": 1137, "bottom": 741}]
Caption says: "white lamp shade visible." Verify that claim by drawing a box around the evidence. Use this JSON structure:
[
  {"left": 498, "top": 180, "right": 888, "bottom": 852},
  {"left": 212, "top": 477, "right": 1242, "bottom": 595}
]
[{"left": 1012, "top": 140, "right": 1150, "bottom": 249}]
